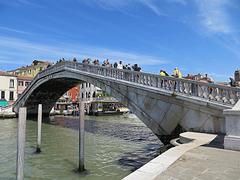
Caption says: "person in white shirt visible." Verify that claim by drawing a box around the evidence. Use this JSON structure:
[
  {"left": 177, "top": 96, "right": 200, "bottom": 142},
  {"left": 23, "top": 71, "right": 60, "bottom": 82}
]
[{"left": 117, "top": 61, "right": 123, "bottom": 69}]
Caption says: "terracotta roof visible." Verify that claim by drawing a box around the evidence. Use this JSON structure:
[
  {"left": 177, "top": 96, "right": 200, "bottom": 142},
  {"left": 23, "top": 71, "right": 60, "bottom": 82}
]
[
  {"left": 9, "top": 60, "right": 52, "bottom": 72},
  {"left": 0, "top": 71, "right": 17, "bottom": 77},
  {"left": 17, "top": 75, "right": 33, "bottom": 81}
]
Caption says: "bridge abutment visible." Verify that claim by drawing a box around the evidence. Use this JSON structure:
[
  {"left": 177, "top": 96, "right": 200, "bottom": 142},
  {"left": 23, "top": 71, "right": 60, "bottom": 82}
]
[{"left": 224, "top": 100, "right": 240, "bottom": 151}]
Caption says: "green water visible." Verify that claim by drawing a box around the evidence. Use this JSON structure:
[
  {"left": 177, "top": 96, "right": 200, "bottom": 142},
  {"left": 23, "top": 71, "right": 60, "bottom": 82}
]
[{"left": 0, "top": 115, "right": 162, "bottom": 180}]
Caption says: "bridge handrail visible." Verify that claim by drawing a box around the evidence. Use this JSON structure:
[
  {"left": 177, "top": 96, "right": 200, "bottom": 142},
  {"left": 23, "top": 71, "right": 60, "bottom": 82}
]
[
  {"left": 15, "top": 60, "right": 240, "bottom": 107},
  {"left": 64, "top": 61, "right": 240, "bottom": 106}
]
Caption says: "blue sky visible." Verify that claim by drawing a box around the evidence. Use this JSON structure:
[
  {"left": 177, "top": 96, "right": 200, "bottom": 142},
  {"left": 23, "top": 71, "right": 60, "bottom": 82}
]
[{"left": 0, "top": 0, "right": 240, "bottom": 81}]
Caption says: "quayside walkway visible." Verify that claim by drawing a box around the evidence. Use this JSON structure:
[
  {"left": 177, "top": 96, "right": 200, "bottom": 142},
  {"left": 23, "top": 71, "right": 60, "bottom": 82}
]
[
  {"left": 157, "top": 146, "right": 240, "bottom": 180},
  {"left": 124, "top": 132, "right": 240, "bottom": 180}
]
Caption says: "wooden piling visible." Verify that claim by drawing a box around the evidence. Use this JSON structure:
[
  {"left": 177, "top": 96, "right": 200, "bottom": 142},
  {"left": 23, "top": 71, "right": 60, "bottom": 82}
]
[
  {"left": 16, "top": 107, "right": 27, "bottom": 180},
  {"left": 79, "top": 101, "right": 85, "bottom": 172},
  {"left": 36, "top": 104, "right": 42, "bottom": 153}
]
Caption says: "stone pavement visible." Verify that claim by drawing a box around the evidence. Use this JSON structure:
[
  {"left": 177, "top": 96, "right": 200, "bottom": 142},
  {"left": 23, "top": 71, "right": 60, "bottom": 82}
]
[
  {"left": 155, "top": 146, "right": 240, "bottom": 180},
  {"left": 123, "top": 132, "right": 218, "bottom": 180}
]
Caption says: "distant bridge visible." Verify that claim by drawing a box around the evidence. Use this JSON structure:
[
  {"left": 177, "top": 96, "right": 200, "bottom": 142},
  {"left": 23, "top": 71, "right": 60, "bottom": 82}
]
[{"left": 13, "top": 61, "right": 240, "bottom": 144}]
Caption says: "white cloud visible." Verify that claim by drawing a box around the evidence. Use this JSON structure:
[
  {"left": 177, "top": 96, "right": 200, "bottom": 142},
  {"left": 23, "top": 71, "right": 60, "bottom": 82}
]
[
  {"left": 0, "top": 26, "right": 33, "bottom": 35},
  {"left": 140, "top": 0, "right": 165, "bottom": 16},
  {"left": 80, "top": 0, "right": 186, "bottom": 16},
  {"left": 167, "top": 0, "right": 186, "bottom": 5},
  {"left": 0, "top": 36, "right": 169, "bottom": 67},
  {"left": 195, "top": 0, "right": 233, "bottom": 34}
]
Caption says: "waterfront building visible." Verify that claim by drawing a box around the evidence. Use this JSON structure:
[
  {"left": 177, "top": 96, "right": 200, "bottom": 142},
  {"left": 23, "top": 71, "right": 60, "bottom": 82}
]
[
  {"left": 0, "top": 71, "right": 18, "bottom": 106},
  {"left": 8, "top": 60, "right": 51, "bottom": 77},
  {"left": 67, "top": 86, "right": 80, "bottom": 103},
  {"left": 234, "top": 70, "right": 240, "bottom": 86},
  {"left": 80, "top": 83, "right": 99, "bottom": 99},
  {"left": 17, "top": 76, "right": 33, "bottom": 97},
  {"left": 7, "top": 60, "right": 50, "bottom": 101}
]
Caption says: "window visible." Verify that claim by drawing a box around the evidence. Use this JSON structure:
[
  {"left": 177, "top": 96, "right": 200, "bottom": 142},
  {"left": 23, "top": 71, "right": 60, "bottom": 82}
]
[
  {"left": 82, "top": 93, "right": 84, "bottom": 99},
  {"left": 1, "top": 91, "right": 5, "bottom": 99},
  {"left": 9, "top": 91, "right": 14, "bottom": 101},
  {"left": 25, "top": 82, "right": 30, "bottom": 86},
  {"left": 18, "top": 81, "right": 24, "bottom": 86},
  {"left": 39, "top": 67, "right": 43, "bottom": 71},
  {"left": 10, "top": 79, "right": 14, "bottom": 88}
]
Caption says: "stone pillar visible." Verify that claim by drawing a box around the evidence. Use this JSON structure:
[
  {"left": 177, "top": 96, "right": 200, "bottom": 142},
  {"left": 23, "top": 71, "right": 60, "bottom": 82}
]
[{"left": 224, "top": 100, "right": 240, "bottom": 151}]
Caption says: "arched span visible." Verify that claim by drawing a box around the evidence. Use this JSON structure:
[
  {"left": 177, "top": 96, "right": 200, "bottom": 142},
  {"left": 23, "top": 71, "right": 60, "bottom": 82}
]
[
  {"left": 14, "top": 62, "right": 234, "bottom": 142},
  {"left": 15, "top": 70, "right": 168, "bottom": 135}
]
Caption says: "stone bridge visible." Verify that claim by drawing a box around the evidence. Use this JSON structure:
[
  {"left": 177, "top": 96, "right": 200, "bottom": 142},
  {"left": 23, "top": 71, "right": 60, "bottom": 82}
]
[{"left": 13, "top": 61, "right": 240, "bottom": 148}]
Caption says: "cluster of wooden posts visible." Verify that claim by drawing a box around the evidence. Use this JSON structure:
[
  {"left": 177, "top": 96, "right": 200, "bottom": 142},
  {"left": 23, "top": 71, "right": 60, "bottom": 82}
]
[{"left": 16, "top": 102, "right": 85, "bottom": 180}]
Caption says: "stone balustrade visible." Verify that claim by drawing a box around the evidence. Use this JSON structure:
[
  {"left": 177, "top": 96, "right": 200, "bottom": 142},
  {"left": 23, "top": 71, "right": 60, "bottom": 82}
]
[{"left": 35, "top": 61, "right": 240, "bottom": 106}]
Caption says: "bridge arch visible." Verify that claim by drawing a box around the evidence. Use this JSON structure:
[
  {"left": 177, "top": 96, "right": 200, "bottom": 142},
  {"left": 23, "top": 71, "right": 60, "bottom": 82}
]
[{"left": 15, "top": 69, "right": 168, "bottom": 136}]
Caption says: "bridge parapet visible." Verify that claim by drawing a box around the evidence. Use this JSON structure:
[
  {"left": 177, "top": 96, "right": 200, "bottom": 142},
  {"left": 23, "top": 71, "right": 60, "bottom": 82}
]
[{"left": 36, "top": 61, "right": 240, "bottom": 107}]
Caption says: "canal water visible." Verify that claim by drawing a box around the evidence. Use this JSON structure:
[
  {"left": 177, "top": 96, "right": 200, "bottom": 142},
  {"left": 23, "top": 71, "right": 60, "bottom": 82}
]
[{"left": 0, "top": 114, "right": 163, "bottom": 180}]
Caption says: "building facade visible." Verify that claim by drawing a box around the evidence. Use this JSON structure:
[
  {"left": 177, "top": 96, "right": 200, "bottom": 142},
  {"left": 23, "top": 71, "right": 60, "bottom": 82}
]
[
  {"left": 80, "top": 83, "right": 99, "bottom": 99},
  {"left": 17, "top": 76, "right": 33, "bottom": 97},
  {"left": 0, "top": 72, "right": 18, "bottom": 106},
  {"left": 67, "top": 86, "right": 80, "bottom": 103},
  {"left": 8, "top": 60, "right": 51, "bottom": 100}
]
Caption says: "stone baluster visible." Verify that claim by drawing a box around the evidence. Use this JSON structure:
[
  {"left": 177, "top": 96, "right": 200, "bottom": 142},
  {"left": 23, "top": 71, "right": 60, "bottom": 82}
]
[
  {"left": 186, "top": 81, "right": 190, "bottom": 94},
  {"left": 154, "top": 76, "right": 159, "bottom": 87},
  {"left": 218, "top": 88, "right": 224, "bottom": 103},
  {"left": 150, "top": 76, "right": 153, "bottom": 86}
]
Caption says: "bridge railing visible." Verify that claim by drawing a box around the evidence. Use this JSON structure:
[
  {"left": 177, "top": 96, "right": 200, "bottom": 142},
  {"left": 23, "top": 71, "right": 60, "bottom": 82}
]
[
  {"left": 31, "top": 61, "right": 240, "bottom": 106},
  {"left": 64, "top": 61, "right": 240, "bottom": 106}
]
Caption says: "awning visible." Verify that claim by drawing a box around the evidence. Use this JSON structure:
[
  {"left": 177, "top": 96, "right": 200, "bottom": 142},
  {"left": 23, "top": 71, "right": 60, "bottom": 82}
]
[{"left": 0, "top": 100, "right": 9, "bottom": 107}]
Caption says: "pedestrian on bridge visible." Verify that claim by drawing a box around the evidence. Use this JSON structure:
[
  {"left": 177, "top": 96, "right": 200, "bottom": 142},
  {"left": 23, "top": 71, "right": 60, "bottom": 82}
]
[
  {"left": 173, "top": 67, "right": 182, "bottom": 78},
  {"left": 159, "top": 70, "right": 169, "bottom": 87},
  {"left": 113, "top": 62, "right": 118, "bottom": 68},
  {"left": 159, "top": 70, "right": 169, "bottom": 76},
  {"left": 117, "top": 61, "right": 123, "bottom": 69},
  {"left": 132, "top": 64, "right": 141, "bottom": 72},
  {"left": 230, "top": 77, "right": 236, "bottom": 87},
  {"left": 173, "top": 67, "right": 182, "bottom": 91}
]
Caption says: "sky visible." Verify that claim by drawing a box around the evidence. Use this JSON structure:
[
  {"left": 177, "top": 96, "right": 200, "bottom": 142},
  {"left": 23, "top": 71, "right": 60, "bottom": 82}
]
[{"left": 0, "top": 0, "right": 240, "bottom": 82}]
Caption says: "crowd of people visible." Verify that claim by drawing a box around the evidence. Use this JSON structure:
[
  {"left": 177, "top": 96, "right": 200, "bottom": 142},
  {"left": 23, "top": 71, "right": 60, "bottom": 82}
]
[
  {"left": 81, "top": 58, "right": 142, "bottom": 72},
  {"left": 57, "top": 57, "right": 237, "bottom": 87},
  {"left": 159, "top": 68, "right": 215, "bottom": 84}
]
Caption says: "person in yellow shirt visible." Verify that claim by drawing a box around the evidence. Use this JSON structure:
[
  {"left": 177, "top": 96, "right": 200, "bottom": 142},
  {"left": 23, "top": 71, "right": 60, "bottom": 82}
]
[
  {"left": 173, "top": 67, "right": 182, "bottom": 78},
  {"left": 159, "top": 70, "right": 169, "bottom": 76},
  {"left": 160, "top": 70, "right": 166, "bottom": 76},
  {"left": 159, "top": 70, "right": 169, "bottom": 87}
]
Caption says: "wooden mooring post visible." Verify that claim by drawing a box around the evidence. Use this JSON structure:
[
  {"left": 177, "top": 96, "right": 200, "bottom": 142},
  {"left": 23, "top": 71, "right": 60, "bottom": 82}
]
[
  {"left": 36, "top": 104, "right": 42, "bottom": 153},
  {"left": 16, "top": 107, "right": 27, "bottom": 180},
  {"left": 79, "top": 101, "right": 85, "bottom": 172}
]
